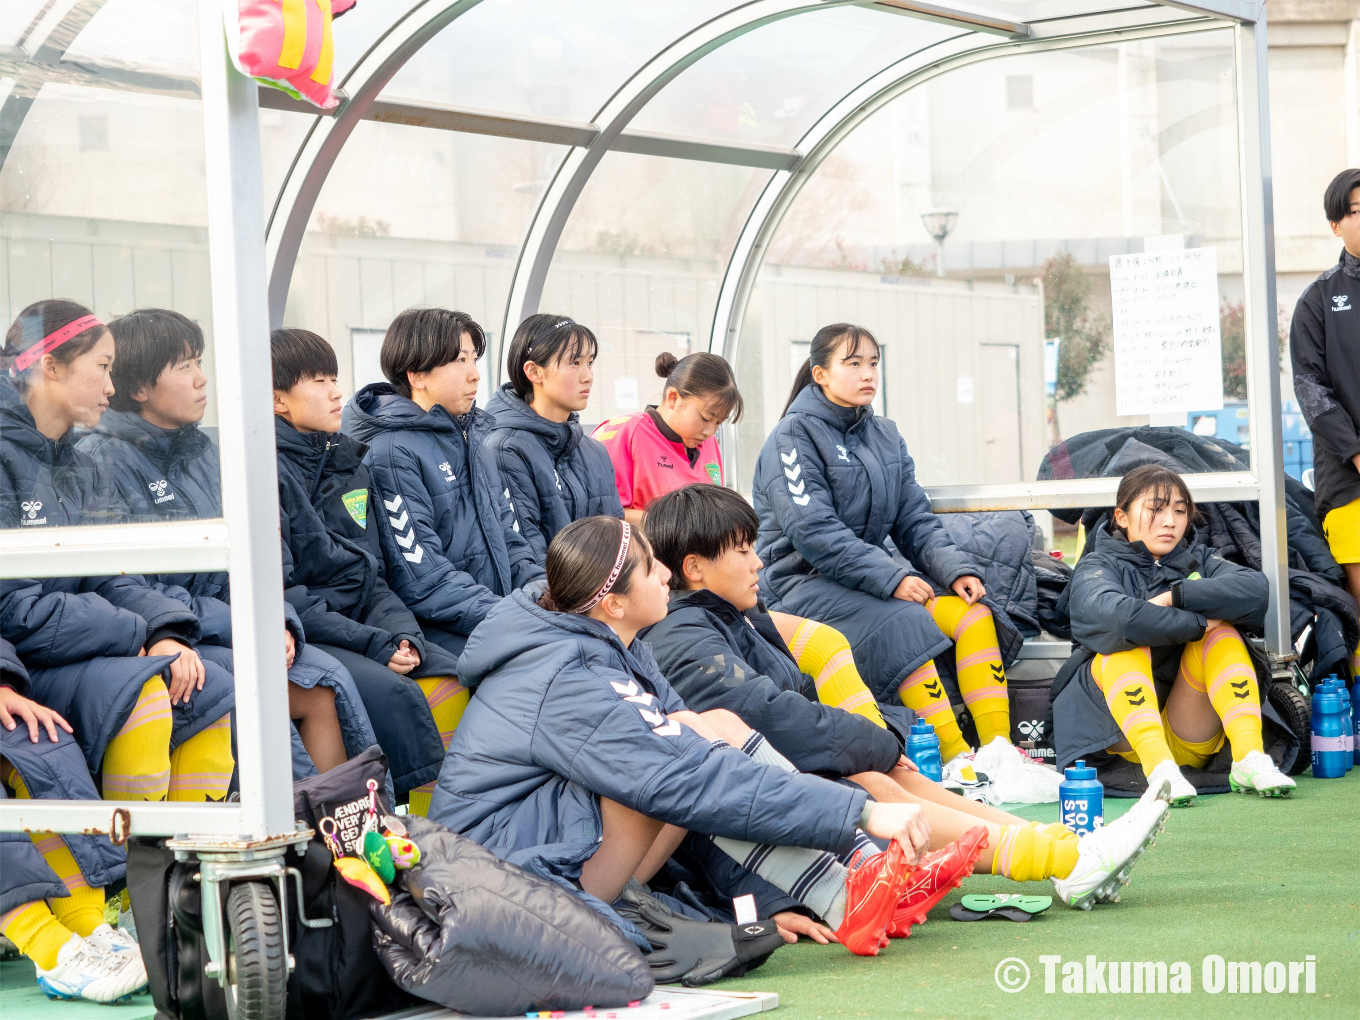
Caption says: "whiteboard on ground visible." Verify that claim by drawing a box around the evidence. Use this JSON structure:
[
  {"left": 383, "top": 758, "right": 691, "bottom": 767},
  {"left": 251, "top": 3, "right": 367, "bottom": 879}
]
[{"left": 1109, "top": 247, "right": 1224, "bottom": 416}]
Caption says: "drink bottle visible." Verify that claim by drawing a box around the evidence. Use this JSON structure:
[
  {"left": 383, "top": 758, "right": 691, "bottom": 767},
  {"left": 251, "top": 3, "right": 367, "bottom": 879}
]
[
  {"left": 1350, "top": 678, "right": 1360, "bottom": 768},
  {"left": 1311, "top": 685, "right": 1349, "bottom": 778},
  {"left": 1059, "top": 759, "right": 1104, "bottom": 835},
  {"left": 1320, "top": 676, "right": 1353, "bottom": 773},
  {"left": 906, "top": 721, "right": 943, "bottom": 782}
]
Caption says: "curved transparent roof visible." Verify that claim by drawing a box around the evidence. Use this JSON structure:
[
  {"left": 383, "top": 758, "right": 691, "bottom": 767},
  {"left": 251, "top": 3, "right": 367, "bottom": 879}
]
[{"left": 630, "top": 5, "right": 967, "bottom": 147}]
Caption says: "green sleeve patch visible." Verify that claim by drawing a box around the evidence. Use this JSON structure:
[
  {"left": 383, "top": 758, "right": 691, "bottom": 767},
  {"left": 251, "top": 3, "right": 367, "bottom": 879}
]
[
  {"left": 342, "top": 489, "right": 369, "bottom": 529},
  {"left": 704, "top": 463, "right": 721, "bottom": 485}
]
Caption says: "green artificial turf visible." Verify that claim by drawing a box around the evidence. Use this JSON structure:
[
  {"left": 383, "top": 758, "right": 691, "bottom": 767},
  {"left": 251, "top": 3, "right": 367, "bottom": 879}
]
[
  {"left": 719, "top": 774, "right": 1360, "bottom": 1019},
  {"left": 4, "top": 776, "right": 1357, "bottom": 1020}
]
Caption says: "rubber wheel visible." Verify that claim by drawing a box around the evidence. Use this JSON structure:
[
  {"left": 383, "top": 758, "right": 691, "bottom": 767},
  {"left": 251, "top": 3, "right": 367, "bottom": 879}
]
[
  {"left": 223, "top": 881, "right": 287, "bottom": 1020},
  {"left": 1267, "top": 681, "right": 1312, "bottom": 776}
]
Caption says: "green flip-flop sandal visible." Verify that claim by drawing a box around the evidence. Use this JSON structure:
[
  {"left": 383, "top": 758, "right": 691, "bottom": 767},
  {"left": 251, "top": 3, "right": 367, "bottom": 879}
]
[{"left": 950, "top": 893, "right": 1054, "bottom": 922}]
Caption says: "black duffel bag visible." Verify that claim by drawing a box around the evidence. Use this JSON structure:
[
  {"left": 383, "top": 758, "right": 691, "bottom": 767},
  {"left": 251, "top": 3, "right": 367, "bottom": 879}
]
[
  {"left": 371, "top": 815, "right": 654, "bottom": 1015},
  {"left": 127, "top": 746, "right": 411, "bottom": 1020}
]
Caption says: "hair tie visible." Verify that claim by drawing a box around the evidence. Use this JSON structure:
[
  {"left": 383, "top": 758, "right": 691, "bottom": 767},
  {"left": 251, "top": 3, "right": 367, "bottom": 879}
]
[
  {"left": 8, "top": 314, "right": 103, "bottom": 376},
  {"left": 576, "top": 522, "right": 632, "bottom": 613}
]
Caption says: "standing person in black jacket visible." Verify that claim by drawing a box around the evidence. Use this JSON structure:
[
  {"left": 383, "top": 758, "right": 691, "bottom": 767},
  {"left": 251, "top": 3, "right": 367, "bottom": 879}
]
[
  {"left": 641, "top": 483, "right": 1171, "bottom": 914},
  {"left": 271, "top": 328, "right": 459, "bottom": 805},
  {"left": 484, "top": 313, "right": 623, "bottom": 562},
  {"left": 1290, "top": 168, "right": 1360, "bottom": 680}
]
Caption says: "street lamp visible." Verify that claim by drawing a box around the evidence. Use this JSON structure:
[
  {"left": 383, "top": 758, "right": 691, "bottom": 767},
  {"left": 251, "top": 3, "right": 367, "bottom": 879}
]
[{"left": 920, "top": 210, "right": 958, "bottom": 278}]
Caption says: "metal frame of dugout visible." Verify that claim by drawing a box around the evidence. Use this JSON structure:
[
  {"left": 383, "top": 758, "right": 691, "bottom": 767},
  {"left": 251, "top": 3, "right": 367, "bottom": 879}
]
[{"left": 0, "top": 0, "right": 1289, "bottom": 1015}]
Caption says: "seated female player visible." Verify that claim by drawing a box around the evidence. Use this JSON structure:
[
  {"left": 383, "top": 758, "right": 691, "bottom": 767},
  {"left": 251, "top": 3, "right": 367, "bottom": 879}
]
[
  {"left": 753, "top": 323, "right": 1029, "bottom": 770},
  {"left": 2, "top": 642, "right": 148, "bottom": 1003},
  {"left": 430, "top": 515, "right": 947, "bottom": 956},
  {"left": 1, "top": 300, "right": 235, "bottom": 804},
  {"left": 484, "top": 313, "right": 623, "bottom": 561},
  {"left": 1054, "top": 464, "right": 1296, "bottom": 804},
  {"left": 641, "top": 483, "right": 1172, "bottom": 914}
]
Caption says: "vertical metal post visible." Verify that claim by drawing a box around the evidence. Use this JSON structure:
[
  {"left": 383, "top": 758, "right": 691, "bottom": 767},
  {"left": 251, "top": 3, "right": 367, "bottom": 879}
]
[
  {"left": 1234, "top": 13, "right": 1290, "bottom": 655},
  {"left": 198, "top": 0, "right": 294, "bottom": 837}
]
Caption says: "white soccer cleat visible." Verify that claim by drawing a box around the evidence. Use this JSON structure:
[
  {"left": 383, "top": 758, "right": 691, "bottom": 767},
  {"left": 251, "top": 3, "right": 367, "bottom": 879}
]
[
  {"left": 1052, "top": 789, "right": 1170, "bottom": 911},
  {"left": 1229, "top": 749, "right": 1296, "bottom": 798},
  {"left": 35, "top": 932, "right": 148, "bottom": 1003},
  {"left": 1146, "top": 758, "right": 1197, "bottom": 807},
  {"left": 86, "top": 921, "right": 142, "bottom": 956}
]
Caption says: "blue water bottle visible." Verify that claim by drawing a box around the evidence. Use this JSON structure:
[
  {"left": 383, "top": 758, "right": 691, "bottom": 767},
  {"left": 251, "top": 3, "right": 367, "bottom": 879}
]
[
  {"left": 906, "top": 721, "right": 943, "bottom": 782},
  {"left": 1322, "top": 676, "right": 1354, "bottom": 773},
  {"left": 1350, "top": 679, "right": 1360, "bottom": 768},
  {"left": 1059, "top": 760, "right": 1104, "bottom": 835},
  {"left": 1311, "top": 685, "right": 1350, "bottom": 778}
]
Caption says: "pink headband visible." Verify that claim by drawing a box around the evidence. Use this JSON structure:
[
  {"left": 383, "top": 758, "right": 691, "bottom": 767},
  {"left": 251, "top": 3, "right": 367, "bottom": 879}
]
[
  {"left": 9, "top": 315, "right": 104, "bottom": 376},
  {"left": 577, "top": 522, "right": 633, "bottom": 613}
]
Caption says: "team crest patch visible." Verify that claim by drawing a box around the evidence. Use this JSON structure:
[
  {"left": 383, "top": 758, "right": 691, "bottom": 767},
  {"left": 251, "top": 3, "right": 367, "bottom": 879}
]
[
  {"left": 342, "top": 489, "right": 368, "bottom": 529},
  {"left": 704, "top": 462, "right": 721, "bottom": 484}
]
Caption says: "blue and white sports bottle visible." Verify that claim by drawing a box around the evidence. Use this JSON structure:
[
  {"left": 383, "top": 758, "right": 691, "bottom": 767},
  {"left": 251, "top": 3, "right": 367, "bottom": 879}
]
[
  {"left": 1311, "top": 684, "right": 1349, "bottom": 779},
  {"left": 1321, "top": 676, "right": 1353, "bottom": 773},
  {"left": 1059, "top": 759, "right": 1104, "bottom": 835},
  {"left": 1350, "top": 678, "right": 1360, "bottom": 768},
  {"left": 906, "top": 721, "right": 943, "bottom": 782}
]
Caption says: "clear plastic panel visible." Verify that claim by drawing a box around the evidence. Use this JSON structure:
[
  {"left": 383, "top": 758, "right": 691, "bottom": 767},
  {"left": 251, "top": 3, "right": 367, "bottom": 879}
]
[
  {"left": 540, "top": 152, "right": 773, "bottom": 429},
  {"left": 379, "top": 0, "right": 736, "bottom": 124},
  {"left": 1, "top": 1, "right": 224, "bottom": 529},
  {"left": 732, "top": 31, "right": 1243, "bottom": 548},
  {"left": 630, "top": 5, "right": 965, "bottom": 149},
  {"left": 277, "top": 119, "right": 567, "bottom": 405},
  {"left": 63, "top": 0, "right": 201, "bottom": 76}
]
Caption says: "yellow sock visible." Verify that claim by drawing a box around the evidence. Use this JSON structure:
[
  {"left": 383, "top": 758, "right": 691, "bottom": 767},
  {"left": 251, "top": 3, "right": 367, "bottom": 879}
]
[
  {"left": 168, "top": 713, "right": 234, "bottom": 802},
  {"left": 407, "top": 787, "right": 432, "bottom": 817},
  {"left": 897, "top": 659, "right": 969, "bottom": 760},
  {"left": 31, "top": 833, "right": 104, "bottom": 937},
  {"left": 1351, "top": 640, "right": 1359, "bottom": 682},
  {"left": 1091, "top": 647, "right": 1172, "bottom": 777},
  {"left": 785, "top": 620, "right": 886, "bottom": 727},
  {"left": 1182, "top": 623, "right": 1262, "bottom": 760},
  {"left": 416, "top": 675, "right": 470, "bottom": 751},
  {"left": 1030, "top": 820, "right": 1079, "bottom": 843},
  {"left": 0, "top": 902, "right": 74, "bottom": 971},
  {"left": 929, "top": 596, "right": 1010, "bottom": 745},
  {"left": 102, "top": 678, "right": 173, "bottom": 801},
  {"left": 990, "top": 824, "right": 1078, "bottom": 881}
]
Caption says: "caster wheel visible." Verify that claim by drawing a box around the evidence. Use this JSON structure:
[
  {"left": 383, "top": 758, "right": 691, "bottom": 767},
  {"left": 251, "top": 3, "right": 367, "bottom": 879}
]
[
  {"left": 224, "top": 881, "right": 287, "bottom": 1020},
  {"left": 1267, "top": 681, "right": 1312, "bottom": 776}
]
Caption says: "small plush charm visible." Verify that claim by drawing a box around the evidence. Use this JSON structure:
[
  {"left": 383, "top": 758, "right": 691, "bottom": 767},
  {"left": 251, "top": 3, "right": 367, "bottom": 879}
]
[
  {"left": 319, "top": 816, "right": 391, "bottom": 905},
  {"left": 362, "top": 828, "right": 396, "bottom": 883},
  {"left": 385, "top": 834, "right": 420, "bottom": 870}
]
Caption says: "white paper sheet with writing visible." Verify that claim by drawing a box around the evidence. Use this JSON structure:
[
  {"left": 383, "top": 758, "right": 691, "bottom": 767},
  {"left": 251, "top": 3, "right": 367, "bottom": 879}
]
[{"left": 1109, "top": 247, "right": 1224, "bottom": 416}]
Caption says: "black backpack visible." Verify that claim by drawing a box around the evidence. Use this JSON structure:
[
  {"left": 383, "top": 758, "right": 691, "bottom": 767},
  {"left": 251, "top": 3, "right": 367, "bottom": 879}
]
[{"left": 127, "top": 747, "right": 412, "bottom": 1020}]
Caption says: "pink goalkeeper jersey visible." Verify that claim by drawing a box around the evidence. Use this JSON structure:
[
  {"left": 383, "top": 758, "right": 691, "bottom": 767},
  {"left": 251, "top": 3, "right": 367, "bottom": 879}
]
[{"left": 592, "top": 410, "right": 724, "bottom": 511}]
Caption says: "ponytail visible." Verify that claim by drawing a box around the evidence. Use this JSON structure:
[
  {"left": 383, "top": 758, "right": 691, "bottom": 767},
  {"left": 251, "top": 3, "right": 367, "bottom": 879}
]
[{"left": 781, "top": 322, "right": 880, "bottom": 416}]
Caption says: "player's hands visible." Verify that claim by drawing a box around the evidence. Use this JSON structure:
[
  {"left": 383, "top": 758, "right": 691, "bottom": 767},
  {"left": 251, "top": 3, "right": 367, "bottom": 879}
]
[
  {"left": 952, "top": 575, "right": 987, "bottom": 604},
  {"left": 284, "top": 628, "right": 297, "bottom": 669},
  {"left": 1147, "top": 591, "right": 1175, "bottom": 607},
  {"left": 864, "top": 802, "right": 930, "bottom": 864},
  {"left": 147, "top": 638, "right": 205, "bottom": 705},
  {"left": 893, "top": 575, "right": 935, "bottom": 604},
  {"left": 0, "top": 687, "right": 72, "bottom": 743},
  {"left": 772, "top": 911, "right": 837, "bottom": 944},
  {"left": 387, "top": 639, "right": 420, "bottom": 675}
]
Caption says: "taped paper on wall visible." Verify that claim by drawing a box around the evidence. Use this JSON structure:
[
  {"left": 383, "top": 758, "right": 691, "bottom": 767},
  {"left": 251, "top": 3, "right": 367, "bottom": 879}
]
[{"left": 1109, "top": 247, "right": 1224, "bottom": 416}]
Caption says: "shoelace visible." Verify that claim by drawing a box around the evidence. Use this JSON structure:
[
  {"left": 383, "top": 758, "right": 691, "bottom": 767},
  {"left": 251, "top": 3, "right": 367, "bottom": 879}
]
[{"left": 62, "top": 943, "right": 126, "bottom": 979}]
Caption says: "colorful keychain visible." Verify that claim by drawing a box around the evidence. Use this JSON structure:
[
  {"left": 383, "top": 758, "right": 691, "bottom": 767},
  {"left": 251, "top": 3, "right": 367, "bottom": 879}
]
[
  {"left": 319, "top": 815, "right": 390, "bottom": 904},
  {"left": 359, "top": 779, "right": 397, "bottom": 883},
  {"left": 380, "top": 814, "right": 421, "bottom": 870}
]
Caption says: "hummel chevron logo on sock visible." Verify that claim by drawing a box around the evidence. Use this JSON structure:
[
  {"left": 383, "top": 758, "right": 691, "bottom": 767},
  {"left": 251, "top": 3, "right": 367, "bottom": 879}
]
[
  {"left": 1126, "top": 692, "right": 1147, "bottom": 707},
  {"left": 991, "top": 664, "right": 1005, "bottom": 683}
]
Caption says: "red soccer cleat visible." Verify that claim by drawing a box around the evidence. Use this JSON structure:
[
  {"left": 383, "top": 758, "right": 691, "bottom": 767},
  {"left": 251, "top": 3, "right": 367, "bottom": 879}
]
[
  {"left": 886, "top": 826, "right": 990, "bottom": 938},
  {"left": 834, "top": 838, "right": 912, "bottom": 956}
]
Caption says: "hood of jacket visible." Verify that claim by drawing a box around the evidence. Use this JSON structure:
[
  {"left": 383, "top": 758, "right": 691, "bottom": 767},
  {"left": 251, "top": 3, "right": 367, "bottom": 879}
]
[
  {"left": 456, "top": 583, "right": 657, "bottom": 691},
  {"left": 1087, "top": 513, "right": 1206, "bottom": 578},
  {"left": 275, "top": 416, "right": 366, "bottom": 486},
  {"left": 784, "top": 383, "right": 875, "bottom": 437},
  {"left": 485, "top": 383, "right": 580, "bottom": 460},
  {"left": 89, "top": 409, "right": 211, "bottom": 465},
  {"left": 0, "top": 376, "right": 70, "bottom": 465},
  {"left": 344, "top": 382, "right": 488, "bottom": 444}
]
